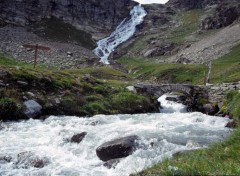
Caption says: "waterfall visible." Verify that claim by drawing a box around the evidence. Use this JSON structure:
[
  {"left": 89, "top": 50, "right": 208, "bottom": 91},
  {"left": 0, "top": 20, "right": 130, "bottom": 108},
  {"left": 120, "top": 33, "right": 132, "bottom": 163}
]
[{"left": 93, "top": 5, "right": 147, "bottom": 64}]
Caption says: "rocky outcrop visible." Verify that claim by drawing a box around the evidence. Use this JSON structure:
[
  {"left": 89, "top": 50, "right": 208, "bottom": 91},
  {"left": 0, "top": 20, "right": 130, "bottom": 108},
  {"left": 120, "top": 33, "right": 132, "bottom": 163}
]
[
  {"left": 0, "top": 0, "right": 137, "bottom": 39},
  {"left": 200, "top": 5, "right": 240, "bottom": 30},
  {"left": 96, "top": 135, "right": 140, "bottom": 162},
  {"left": 144, "top": 43, "right": 176, "bottom": 58}
]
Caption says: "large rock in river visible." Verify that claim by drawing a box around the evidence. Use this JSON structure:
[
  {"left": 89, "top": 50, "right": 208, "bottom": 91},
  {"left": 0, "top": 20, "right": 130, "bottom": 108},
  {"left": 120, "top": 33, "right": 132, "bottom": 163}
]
[
  {"left": 70, "top": 132, "right": 87, "bottom": 144},
  {"left": 96, "top": 135, "right": 140, "bottom": 162},
  {"left": 23, "top": 100, "right": 42, "bottom": 119}
]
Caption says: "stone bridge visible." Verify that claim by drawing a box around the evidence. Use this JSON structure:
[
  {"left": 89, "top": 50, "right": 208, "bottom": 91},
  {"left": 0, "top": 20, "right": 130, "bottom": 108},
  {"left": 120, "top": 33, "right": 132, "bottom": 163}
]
[{"left": 134, "top": 84, "right": 208, "bottom": 107}]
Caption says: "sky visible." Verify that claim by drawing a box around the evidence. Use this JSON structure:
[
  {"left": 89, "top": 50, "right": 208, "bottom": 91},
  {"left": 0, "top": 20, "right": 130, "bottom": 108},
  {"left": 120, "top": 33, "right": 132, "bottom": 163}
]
[{"left": 134, "top": 0, "right": 169, "bottom": 4}]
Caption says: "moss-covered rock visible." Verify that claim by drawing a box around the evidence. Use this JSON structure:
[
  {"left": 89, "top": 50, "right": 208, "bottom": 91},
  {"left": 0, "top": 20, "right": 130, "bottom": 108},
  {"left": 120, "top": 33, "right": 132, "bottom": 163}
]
[{"left": 0, "top": 98, "right": 23, "bottom": 121}]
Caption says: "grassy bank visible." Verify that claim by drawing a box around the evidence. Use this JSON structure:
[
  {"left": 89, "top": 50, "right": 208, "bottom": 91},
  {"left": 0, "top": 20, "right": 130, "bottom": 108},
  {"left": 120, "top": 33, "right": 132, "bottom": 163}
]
[
  {"left": 118, "top": 43, "right": 240, "bottom": 84},
  {"left": 211, "top": 44, "right": 240, "bottom": 83},
  {"left": 118, "top": 57, "right": 207, "bottom": 84},
  {"left": 0, "top": 54, "right": 158, "bottom": 121},
  {"left": 132, "top": 91, "right": 240, "bottom": 176}
]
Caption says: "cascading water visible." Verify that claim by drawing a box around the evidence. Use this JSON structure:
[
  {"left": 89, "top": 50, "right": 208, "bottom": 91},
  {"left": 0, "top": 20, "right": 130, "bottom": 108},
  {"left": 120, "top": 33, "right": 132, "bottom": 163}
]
[
  {"left": 93, "top": 5, "right": 147, "bottom": 64},
  {"left": 0, "top": 95, "right": 232, "bottom": 176}
]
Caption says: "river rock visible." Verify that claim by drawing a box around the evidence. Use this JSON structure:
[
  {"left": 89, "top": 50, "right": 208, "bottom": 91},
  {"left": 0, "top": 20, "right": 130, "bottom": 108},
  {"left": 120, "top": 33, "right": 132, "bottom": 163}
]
[
  {"left": 126, "top": 86, "right": 137, "bottom": 94},
  {"left": 0, "top": 70, "right": 8, "bottom": 77},
  {"left": 17, "top": 80, "right": 29, "bottom": 86},
  {"left": 16, "top": 151, "right": 49, "bottom": 169},
  {"left": 103, "top": 159, "right": 120, "bottom": 169},
  {"left": 96, "top": 135, "right": 140, "bottom": 162},
  {"left": 23, "top": 100, "right": 42, "bottom": 118},
  {"left": 0, "top": 155, "right": 12, "bottom": 164},
  {"left": 225, "top": 121, "right": 236, "bottom": 128},
  {"left": 203, "top": 103, "right": 219, "bottom": 115},
  {"left": 70, "top": 132, "right": 87, "bottom": 144}
]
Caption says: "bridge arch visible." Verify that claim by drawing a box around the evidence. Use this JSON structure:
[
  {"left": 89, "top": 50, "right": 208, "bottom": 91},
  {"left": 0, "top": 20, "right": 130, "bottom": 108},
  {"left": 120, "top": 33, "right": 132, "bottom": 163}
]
[
  {"left": 152, "top": 84, "right": 194, "bottom": 98},
  {"left": 134, "top": 84, "right": 206, "bottom": 108}
]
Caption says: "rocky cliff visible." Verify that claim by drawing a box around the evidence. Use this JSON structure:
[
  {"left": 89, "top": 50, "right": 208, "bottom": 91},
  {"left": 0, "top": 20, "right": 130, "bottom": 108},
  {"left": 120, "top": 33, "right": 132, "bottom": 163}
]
[
  {"left": 0, "top": 0, "right": 137, "bottom": 39},
  {"left": 166, "top": 0, "right": 223, "bottom": 9},
  {"left": 0, "top": 0, "right": 139, "bottom": 68}
]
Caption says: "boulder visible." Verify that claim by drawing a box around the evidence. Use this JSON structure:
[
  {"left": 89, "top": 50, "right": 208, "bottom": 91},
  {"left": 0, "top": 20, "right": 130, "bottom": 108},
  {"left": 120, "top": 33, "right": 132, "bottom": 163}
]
[
  {"left": 70, "top": 132, "right": 87, "bottom": 144},
  {"left": 225, "top": 121, "right": 236, "bottom": 128},
  {"left": 96, "top": 135, "right": 140, "bottom": 162},
  {"left": 203, "top": 103, "right": 219, "bottom": 115},
  {"left": 176, "top": 56, "right": 191, "bottom": 64},
  {"left": 144, "top": 43, "right": 176, "bottom": 58},
  {"left": 126, "top": 86, "right": 137, "bottom": 94},
  {"left": 16, "top": 151, "right": 49, "bottom": 169},
  {"left": 23, "top": 100, "right": 42, "bottom": 118}
]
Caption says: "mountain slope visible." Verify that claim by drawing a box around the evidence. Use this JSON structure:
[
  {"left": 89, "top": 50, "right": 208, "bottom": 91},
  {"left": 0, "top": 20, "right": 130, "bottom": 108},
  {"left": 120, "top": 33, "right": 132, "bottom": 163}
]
[{"left": 114, "top": 0, "right": 240, "bottom": 66}]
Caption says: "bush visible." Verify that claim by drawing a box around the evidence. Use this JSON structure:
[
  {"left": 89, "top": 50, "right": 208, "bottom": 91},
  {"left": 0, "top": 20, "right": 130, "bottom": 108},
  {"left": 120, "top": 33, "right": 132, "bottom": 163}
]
[
  {"left": 79, "top": 101, "right": 111, "bottom": 116},
  {"left": 0, "top": 98, "right": 21, "bottom": 121},
  {"left": 226, "top": 91, "right": 240, "bottom": 120},
  {"left": 111, "top": 92, "right": 151, "bottom": 114}
]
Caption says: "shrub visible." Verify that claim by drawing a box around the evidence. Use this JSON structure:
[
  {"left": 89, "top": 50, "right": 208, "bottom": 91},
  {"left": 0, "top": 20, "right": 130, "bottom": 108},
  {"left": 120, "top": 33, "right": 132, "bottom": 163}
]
[
  {"left": 0, "top": 98, "right": 21, "bottom": 121},
  {"left": 226, "top": 91, "right": 240, "bottom": 120},
  {"left": 112, "top": 92, "right": 151, "bottom": 114},
  {"left": 79, "top": 101, "right": 111, "bottom": 116}
]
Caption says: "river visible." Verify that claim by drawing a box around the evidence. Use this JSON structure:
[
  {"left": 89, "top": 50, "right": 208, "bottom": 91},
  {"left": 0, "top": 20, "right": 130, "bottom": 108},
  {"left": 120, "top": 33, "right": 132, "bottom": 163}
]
[{"left": 0, "top": 95, "right": 231, "bottom": 176}]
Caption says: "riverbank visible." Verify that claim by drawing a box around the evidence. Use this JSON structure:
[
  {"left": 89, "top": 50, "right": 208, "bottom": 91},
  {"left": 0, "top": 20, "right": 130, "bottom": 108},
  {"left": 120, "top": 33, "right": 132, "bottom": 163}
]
[{"left": 0, "top": 54, "right": 158, "bottom": 121}]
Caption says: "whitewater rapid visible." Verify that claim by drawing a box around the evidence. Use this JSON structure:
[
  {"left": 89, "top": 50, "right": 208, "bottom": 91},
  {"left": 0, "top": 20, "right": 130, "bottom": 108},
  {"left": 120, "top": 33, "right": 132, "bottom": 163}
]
[
  {"left": 0, "top": 95, "right": 231, "bottom": 176},
  {"left": 93, "top": 5, "right": 147, "bottom": 64}
]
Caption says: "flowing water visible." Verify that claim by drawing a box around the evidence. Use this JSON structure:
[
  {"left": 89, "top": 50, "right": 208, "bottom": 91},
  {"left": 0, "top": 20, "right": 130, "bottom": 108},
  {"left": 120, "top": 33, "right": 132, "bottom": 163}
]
[
  {"left": 0, "top": 95, "right": 231, "bottom": 176},
  {"left": 93, "top": 5, "right": 147, "bottom": 64}
]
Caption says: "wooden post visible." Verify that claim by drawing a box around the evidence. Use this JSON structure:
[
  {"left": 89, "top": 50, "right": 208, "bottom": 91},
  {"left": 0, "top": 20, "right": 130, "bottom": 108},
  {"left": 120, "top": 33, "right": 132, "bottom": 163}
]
[
  {"left": 206, "top": 61, "right": 212, "bottom": 84},
  {"left": 34, "top": 44, "right": 38, "bottom": 68},
  {"left": 23, "top": 44, "right": 50, "bottom": 68}
]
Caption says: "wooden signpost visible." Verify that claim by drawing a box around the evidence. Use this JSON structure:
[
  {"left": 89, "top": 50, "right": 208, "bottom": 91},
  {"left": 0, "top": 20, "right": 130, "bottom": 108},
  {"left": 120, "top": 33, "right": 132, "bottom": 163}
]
[{"left": 23, "top": 44, "right": 50, "bottom": 68}]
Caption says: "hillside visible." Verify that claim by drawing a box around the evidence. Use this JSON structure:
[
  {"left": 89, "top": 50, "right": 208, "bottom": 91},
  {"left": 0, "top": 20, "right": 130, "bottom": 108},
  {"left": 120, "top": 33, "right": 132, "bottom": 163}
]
[{"left": 114, "top": 0, "right": 240, "bottom": 64}]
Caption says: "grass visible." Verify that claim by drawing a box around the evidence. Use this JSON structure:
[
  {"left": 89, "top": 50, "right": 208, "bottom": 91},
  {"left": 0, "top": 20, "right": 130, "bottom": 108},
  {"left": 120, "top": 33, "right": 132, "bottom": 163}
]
[
  {"left": 210, "top": 44, "right": 240, "bottom": 83},
  {"left": 0, "top": 54, "right": 25, "bottom": 66},
  {"left": 0, "top": 54, "right": 158, "bottom": 119},
  {"left": 226, "top": 91, "right": 240, "bottom": 121},
  {"left": 167, "top": 9, "right": 204, "bottom": 43},
  {"left": 118, "top": 57, "right": 207, "bottom": 84},
  {"left": 0, "top": 98, "right": 22, "bottom": 121},
  {"left": 118, "top": 42, "right": 240, "bottom": 85},
  {"left": 135, "top": 128, "right": 240, "bottom": 176}
]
